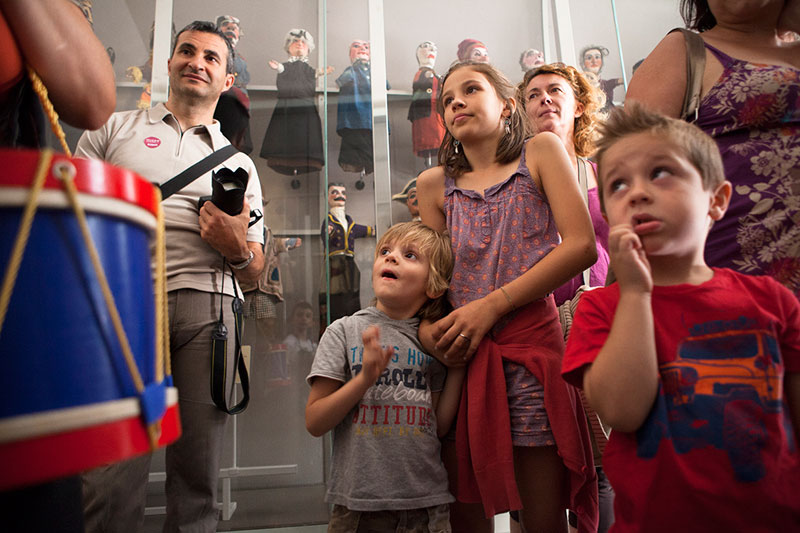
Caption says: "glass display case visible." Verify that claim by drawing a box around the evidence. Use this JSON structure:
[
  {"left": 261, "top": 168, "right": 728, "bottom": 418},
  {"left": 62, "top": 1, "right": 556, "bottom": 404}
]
[{"left": 63, "top": 1, "right": 683, "bottom": 530}]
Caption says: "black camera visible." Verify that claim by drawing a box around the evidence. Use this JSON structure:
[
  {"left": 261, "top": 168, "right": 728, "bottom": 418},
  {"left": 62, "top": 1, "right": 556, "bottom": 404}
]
[{"left": 198, "top": 167, "right": 248, "bottom": 216}]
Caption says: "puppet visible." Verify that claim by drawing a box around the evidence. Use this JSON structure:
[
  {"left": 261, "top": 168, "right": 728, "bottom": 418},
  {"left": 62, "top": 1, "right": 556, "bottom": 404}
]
[
  {"left": 213, "top": 15, "right": 253, "bottom": 153},
  {"left": 519, "top": 48, "right": 544, "bottom": 72},
  {"left": 261, "top": 28, "right": 330, "bottom": 188},
  {"left": 580, "top": 44, "right": 622, "bottom": 112},
  {"left": 319, "top": 183, "right": 374, "bottom": 328},
  {"left": 456, "top": 38, "right": 490, "bottom": 63},
  {"left": 407, "top": 41, "right": 445, "bottom": 167},
  {"left": 391, "top": 177, "right": 420, "bottom": 221},
  {"left": 336, "top": 40, "right": 375, "bottom": 189}
]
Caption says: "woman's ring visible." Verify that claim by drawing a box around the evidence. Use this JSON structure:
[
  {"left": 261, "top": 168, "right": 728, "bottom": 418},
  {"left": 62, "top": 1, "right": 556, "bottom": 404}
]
[{"left": 458, "top": 333, "right": 470, "bottom": 342}]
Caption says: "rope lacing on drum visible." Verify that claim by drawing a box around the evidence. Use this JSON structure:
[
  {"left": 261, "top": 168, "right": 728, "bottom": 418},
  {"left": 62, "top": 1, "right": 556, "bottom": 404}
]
[{"left": 0, "top": 68, "right": 172, "bottom": 450}]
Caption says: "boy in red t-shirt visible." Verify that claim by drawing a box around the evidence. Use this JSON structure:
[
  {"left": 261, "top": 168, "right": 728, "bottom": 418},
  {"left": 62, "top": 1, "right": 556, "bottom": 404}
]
[{"left": 562, "top": 103, "right": 800, "bottom": 532}]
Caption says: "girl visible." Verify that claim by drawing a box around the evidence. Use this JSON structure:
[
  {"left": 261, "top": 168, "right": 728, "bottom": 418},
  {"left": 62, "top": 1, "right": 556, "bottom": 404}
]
[{"left": 417, "top": 61, "right": 598, "bottom": 532}]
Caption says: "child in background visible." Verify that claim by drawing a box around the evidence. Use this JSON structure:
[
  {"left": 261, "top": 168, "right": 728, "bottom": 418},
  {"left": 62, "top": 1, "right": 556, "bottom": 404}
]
[
  {"left": 306, "top": 222, "right": 463, "bottom": 532},
  {"left": 417, "top": 61, "right": 598, "bottom": 532},
  {"left": 284, "top": 301, "right": 318, "bottom": 380},
  {"left": 562, "top": 103, "right": 800, "bottom": 532}
]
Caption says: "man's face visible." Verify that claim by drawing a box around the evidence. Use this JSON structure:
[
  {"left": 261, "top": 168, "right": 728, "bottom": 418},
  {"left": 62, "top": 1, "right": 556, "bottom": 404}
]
[
  {"left": 219, "top": 21, "right": 240, "bottom": 47},
  {"left": 288, "top": 38, "right": 309, "bottom": 57},
  {"left": 328, "top": 186, "right": 346, "bottom": 208},
  {"left": 168, "top": 30, "right": 234, "bottom": 103},
  {"left": 349, "top": 40, "right": 370, "bottom": 64}
]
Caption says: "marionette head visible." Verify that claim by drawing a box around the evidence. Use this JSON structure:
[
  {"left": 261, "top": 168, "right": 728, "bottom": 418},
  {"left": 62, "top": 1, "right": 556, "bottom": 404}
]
[
  {"left": 215, "top": 15, "right": 241, "bottom": 48},
  {"left": 580, "top": 44, "right": 609, "bottom": 75},
  {"left": 457, "top": 39, "right": 489, "bottom": 63},
  {"left": 349, "top": 40, "right": 370, "bottom": 64},
  {"left": 519, "top": 48, "right": 544, "bottom": 72},
  {"left": 416, "top": 41, "right": 438, "bottom": 69},
  {"left": 284, "top": 28, "right": 315, "bottom": 57},
  {"left": 392, "top": 178, "right": 419, "bottom": 218},
  {"left": 328, "top": 183, "right": 347, "bottom": 209}
]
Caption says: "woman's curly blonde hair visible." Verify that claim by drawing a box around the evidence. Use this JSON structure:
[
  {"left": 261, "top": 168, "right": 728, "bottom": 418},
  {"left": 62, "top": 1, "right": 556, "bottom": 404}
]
[{"left": 518, "top": 63, "right": 605, "bottom": 157}]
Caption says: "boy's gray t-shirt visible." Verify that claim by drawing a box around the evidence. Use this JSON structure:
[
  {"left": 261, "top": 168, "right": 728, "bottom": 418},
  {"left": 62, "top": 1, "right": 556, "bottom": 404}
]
[{"left": 307, "top": 306, "right": 454, "bottom": 511}]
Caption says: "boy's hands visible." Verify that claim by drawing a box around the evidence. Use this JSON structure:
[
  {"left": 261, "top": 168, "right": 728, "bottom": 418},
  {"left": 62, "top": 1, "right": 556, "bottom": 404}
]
[
  {"left": 608, "top": 224, "right": 653, "bottom": 294},
  {"left": 359, "top": 326, "right": 393, "bottom": 384}
]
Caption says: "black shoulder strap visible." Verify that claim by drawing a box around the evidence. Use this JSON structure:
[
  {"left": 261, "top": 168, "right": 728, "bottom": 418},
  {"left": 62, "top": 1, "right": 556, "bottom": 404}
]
[
  {"left": 670, "top": 28, "right": 706, "bottom": 123},
  {"left": 159, "top": 144, "right": 239, "bottom": 200}
]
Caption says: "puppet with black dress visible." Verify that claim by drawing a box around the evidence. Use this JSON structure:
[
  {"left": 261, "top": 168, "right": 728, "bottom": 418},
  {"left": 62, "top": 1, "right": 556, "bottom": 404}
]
[
  {"left": 407, "top": 41, "right": 445, "bottom": 168},
  {"left": 261, "top": 29, "right": 328, "bottom": 186}
]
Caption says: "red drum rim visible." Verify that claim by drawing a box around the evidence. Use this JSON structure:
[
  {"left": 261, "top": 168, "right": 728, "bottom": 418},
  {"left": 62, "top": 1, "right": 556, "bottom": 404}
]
[
  {"left": 0, "top": 148, "right": 158, "bottom": 217},
  {"left": 0, "top": 387, "right": 179, "bottom": 444}
]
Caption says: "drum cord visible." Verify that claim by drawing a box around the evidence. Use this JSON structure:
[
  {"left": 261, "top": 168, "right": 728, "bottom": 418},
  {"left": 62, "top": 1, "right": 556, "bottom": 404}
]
[{"left": 0, "top": 68, "right": 172, "bottom": 449}]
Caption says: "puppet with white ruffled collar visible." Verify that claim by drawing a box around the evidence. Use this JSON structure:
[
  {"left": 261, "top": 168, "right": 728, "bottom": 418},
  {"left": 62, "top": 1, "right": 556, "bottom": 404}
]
[{"left": 261, "top": 28, "right": 332, "bottom": 186}]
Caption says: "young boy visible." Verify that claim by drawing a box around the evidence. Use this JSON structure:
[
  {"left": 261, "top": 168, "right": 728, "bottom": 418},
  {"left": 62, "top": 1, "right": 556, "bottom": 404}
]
[
  {"left": 562, "top": 103, "right": 800, "bottom": 532},
  {"left": 306, "top": 221, "right": 463, "bottom": 532}
]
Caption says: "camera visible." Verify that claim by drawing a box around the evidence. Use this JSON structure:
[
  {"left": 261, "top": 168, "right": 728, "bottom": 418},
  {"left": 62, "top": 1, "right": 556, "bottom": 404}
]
[{"left": 198, "top": 167, "right": 248, "bottom": 216}]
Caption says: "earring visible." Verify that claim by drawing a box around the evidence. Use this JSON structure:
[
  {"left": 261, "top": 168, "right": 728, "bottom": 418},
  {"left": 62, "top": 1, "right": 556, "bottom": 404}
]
[
  {"left": 504, "top": 118, "right": 511, "bottom": 135},
  {"left": 453, "top": 139, "right": 460, "bottom": 154}
]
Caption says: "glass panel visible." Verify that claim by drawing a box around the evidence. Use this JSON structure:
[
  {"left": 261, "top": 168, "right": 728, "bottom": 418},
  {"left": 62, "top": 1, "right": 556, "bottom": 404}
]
[
  {"left": 323, "top": 0, "right": 379, "bottom": 325},
  {"left": 611, "top": 0, "right": 684, "bottom": 102},
  {"left": 568, "top": 0, "right": 626, "bottom": 110},
  {"left": 383, "top": 0, "right": 547, "bottom": 219}
]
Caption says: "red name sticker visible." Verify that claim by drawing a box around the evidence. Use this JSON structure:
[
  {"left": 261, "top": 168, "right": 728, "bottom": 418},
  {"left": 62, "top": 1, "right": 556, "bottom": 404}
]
[{"left": 144, "top": 136, "right": 161, "bottom": 148}]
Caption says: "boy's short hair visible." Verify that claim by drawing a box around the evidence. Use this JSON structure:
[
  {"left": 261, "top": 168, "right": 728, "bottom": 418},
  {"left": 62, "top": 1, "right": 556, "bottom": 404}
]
[
  {"left": 375, "top": 222, "right": 453, "bottom": 321},
  {"left": 595, "top": 102, "right": 725, "bottom": 210}
]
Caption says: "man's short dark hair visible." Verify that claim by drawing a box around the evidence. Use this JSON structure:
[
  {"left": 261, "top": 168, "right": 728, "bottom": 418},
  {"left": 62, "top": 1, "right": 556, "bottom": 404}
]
[{"left": 172, "top": 20, "right": 234, "bottom": 74}]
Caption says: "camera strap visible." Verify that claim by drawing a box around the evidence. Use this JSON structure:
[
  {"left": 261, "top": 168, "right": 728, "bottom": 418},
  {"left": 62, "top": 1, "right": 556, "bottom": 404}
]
[
  {"left": 210, "top": 259, "right": 250, "bottom": 414},
  {"left": 159, "top": 144, "right": 239, "bottom": 200}
]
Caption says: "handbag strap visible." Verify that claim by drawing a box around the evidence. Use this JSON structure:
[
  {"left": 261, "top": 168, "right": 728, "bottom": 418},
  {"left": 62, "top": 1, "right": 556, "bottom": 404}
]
[
  {"left": 577, "top": 157, "right": 591, "bottom": 287},
  {"left": 670, "top": 28, "right": 706, "bottom": 123},
  {"left": 159, "top": 144, "right": 239, "bottom": 200}
]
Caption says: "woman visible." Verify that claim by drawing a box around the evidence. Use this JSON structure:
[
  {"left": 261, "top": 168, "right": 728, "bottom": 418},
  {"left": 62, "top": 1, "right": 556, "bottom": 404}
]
[
  {"left": 519, "top": 63, "right": 614, "bottom": 533},
  {"left": 519, "top": 63, "right": 610, "bottom": 307},
  {"left": 626, "top": 0, "right": 800, "bottom": 298}
]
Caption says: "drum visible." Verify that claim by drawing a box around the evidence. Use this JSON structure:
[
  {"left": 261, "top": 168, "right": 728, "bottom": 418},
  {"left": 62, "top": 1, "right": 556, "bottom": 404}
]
[{"left": 0, "top": 149, "right": 180, "bottom": 490}]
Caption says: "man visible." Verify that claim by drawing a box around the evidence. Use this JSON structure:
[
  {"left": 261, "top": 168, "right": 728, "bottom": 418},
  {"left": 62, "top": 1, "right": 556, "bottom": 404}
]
[{"left": 76, "top": 21, "right": 265, "bottom": 533}]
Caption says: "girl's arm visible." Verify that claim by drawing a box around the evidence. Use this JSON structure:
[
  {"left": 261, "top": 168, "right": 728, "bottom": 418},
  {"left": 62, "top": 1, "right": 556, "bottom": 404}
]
[
  {"left": 305, "top": 326, "right": 393, "bottom": 437},
  {"left": 432, "top": 366, "right": 466, "bottom": 437},
  {"left": 417, "top": 167, "right": 471, "bottom": 366},
  {"left": 625, "top": 30, "right": 688, "bottom": 119},
  {"left": 583, "top": 224, "right": 659, "bottom": 432},
  {"left": 417, "top": 166, "right": 447, "bottom": 232},
  {"left": 433, "top": 133, "right": 597, "bottom": 361}
]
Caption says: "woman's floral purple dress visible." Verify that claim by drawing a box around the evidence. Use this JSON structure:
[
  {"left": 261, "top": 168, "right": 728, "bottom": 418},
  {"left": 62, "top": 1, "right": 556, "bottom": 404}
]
[{"left": 696, "top": 42, "right": 800, "bottom": 298}]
